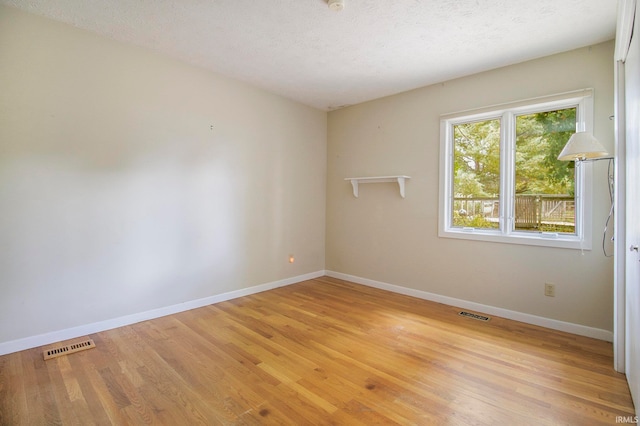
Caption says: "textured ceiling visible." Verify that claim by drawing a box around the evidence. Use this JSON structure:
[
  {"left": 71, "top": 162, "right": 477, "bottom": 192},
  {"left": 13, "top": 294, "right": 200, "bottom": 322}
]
[{"left": 1, "top": 0, "right": 617, "bottom": 110}]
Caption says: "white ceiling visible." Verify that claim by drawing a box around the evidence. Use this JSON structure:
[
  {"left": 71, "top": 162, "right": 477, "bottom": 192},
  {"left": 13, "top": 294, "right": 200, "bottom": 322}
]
[{"left": 2, "top": 0, "right": 617, "bottom": 110}]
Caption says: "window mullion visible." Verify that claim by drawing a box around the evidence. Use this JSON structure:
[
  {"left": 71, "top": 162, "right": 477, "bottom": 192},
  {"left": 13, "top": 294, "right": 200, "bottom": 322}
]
[{"left": 500, "top": 112, "right": 515, "bottom": 236}]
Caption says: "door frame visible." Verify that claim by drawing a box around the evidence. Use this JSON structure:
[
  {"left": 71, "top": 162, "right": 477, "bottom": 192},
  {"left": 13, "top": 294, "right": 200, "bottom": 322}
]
[{"left": 614, "top": 0, "right": 635, "bottom": 373}]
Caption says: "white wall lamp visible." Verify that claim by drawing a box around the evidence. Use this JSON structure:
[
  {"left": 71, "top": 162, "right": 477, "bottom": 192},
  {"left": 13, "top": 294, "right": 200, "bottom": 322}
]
[
  {"left": 558, "top": 131, "right": 614, "bottom": 255},
  {"left": 558, "top": 131, "right": 612, "bottom": 161}
]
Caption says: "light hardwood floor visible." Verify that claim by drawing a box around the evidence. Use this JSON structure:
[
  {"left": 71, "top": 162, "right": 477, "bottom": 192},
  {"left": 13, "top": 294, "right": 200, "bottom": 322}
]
[{"left": 0, "top": 276, "right": 635, "bottom": 425}]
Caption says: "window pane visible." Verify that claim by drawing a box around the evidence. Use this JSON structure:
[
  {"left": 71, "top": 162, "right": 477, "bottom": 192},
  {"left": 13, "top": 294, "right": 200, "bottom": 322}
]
[
  {"left": 452, "top": 119, "right": 501, "bottom": 229},
  {"left": 514, "top": 108, "right": 576, "bottom": 234}
]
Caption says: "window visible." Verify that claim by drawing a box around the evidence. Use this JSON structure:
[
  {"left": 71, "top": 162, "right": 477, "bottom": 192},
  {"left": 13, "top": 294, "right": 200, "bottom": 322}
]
[{"left": 439, "top": 90, "right": 594, "bottom": 249}]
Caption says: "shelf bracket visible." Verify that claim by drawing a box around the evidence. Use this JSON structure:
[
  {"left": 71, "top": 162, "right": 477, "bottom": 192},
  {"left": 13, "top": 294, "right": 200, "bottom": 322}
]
[
  {"left": 349, "top": 179, "right": 359, "bottom": 198},
  {"left": 397, "top": 176, "right": 406, "bottom": 198}
]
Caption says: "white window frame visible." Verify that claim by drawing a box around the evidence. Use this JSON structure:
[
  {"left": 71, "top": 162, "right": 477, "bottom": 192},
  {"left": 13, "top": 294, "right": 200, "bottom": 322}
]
[{"left": 438, "top": 89, "right": 594, "bottom": 250}]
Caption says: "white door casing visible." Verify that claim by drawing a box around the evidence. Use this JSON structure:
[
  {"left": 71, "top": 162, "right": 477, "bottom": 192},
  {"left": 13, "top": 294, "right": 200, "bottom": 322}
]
[{"left": 624, "top": 4, "right": 640, "bottom": 413}]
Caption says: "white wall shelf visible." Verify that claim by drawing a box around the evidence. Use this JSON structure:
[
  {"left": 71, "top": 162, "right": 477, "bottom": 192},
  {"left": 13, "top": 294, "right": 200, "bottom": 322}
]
[{"left": 345, "top": 176, "right": 411, "bottom": 198}]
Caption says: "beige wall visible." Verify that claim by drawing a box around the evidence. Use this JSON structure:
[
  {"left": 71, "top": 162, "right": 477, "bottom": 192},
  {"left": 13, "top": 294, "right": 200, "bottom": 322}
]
[
  {"left": 327, "top": 41, "right": 615, "bottom": 331},
  {"left": 0, "top": 6, "right": 326, "bottom": 344}
]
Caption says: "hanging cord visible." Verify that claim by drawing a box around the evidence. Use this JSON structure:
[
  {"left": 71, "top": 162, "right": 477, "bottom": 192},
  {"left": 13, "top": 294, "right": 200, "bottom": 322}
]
[{"left": 603, "top": 158, "right": 615, "bottom": 257}]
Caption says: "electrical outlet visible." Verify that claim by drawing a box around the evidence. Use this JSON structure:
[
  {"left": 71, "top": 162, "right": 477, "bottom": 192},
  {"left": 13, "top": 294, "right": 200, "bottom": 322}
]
[{"left": 544, "top": 283, "right": 556, "bottom": 297}]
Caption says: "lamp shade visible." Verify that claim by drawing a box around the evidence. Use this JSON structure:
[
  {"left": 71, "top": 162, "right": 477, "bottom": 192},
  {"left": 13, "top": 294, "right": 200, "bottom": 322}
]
[{"left": 557, "top": 132, "right": 610, "bottom": 161}]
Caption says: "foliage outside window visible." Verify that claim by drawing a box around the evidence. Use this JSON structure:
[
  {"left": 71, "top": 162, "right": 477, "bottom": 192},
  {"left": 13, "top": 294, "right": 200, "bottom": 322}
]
[
  {"left": 452, "top": 118, "right": 501, "bottom": 230},
  {"left": 514, "top": 108, "right": 577, "bottom": 233},
  {"left": 439, "top": 91, "right": 593, "bottom": 249}
]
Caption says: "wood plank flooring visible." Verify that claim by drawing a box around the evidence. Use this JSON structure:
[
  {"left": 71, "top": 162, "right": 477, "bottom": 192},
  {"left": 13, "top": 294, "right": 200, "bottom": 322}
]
[{"left": 0, "top": 276, "right": 635, "bottom": 425}]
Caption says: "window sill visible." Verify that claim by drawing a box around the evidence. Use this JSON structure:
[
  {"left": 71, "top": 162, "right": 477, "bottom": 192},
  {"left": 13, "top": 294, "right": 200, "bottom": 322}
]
[{"left": 438, "top": 228, "right": 591, "bottom": 250}]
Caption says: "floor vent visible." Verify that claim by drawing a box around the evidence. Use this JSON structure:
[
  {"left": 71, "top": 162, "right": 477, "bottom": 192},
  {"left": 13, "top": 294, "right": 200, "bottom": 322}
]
[
  {"left": 458, "top": 311, "right": 490, "bottom": 322},
  {"left": 43, "top": 338, "right": 96, "bottom": 360}
]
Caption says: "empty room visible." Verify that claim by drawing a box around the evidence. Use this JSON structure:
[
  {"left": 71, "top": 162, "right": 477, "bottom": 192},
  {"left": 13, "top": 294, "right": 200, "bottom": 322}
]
[{"left": 1, "top": 0, "right": 639, "bottom": 424}]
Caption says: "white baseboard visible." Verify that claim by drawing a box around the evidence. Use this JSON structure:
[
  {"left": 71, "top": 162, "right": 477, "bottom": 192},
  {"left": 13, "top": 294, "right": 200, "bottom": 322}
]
[
  {"left": 326, "top": 270, "right": 613, "bottom": 342},
  {"left": 0, "top": 270, "right": 325, "bottom": 356},
  {"left": 2, "top": 269, "right": 612, "bottom": 356}
]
